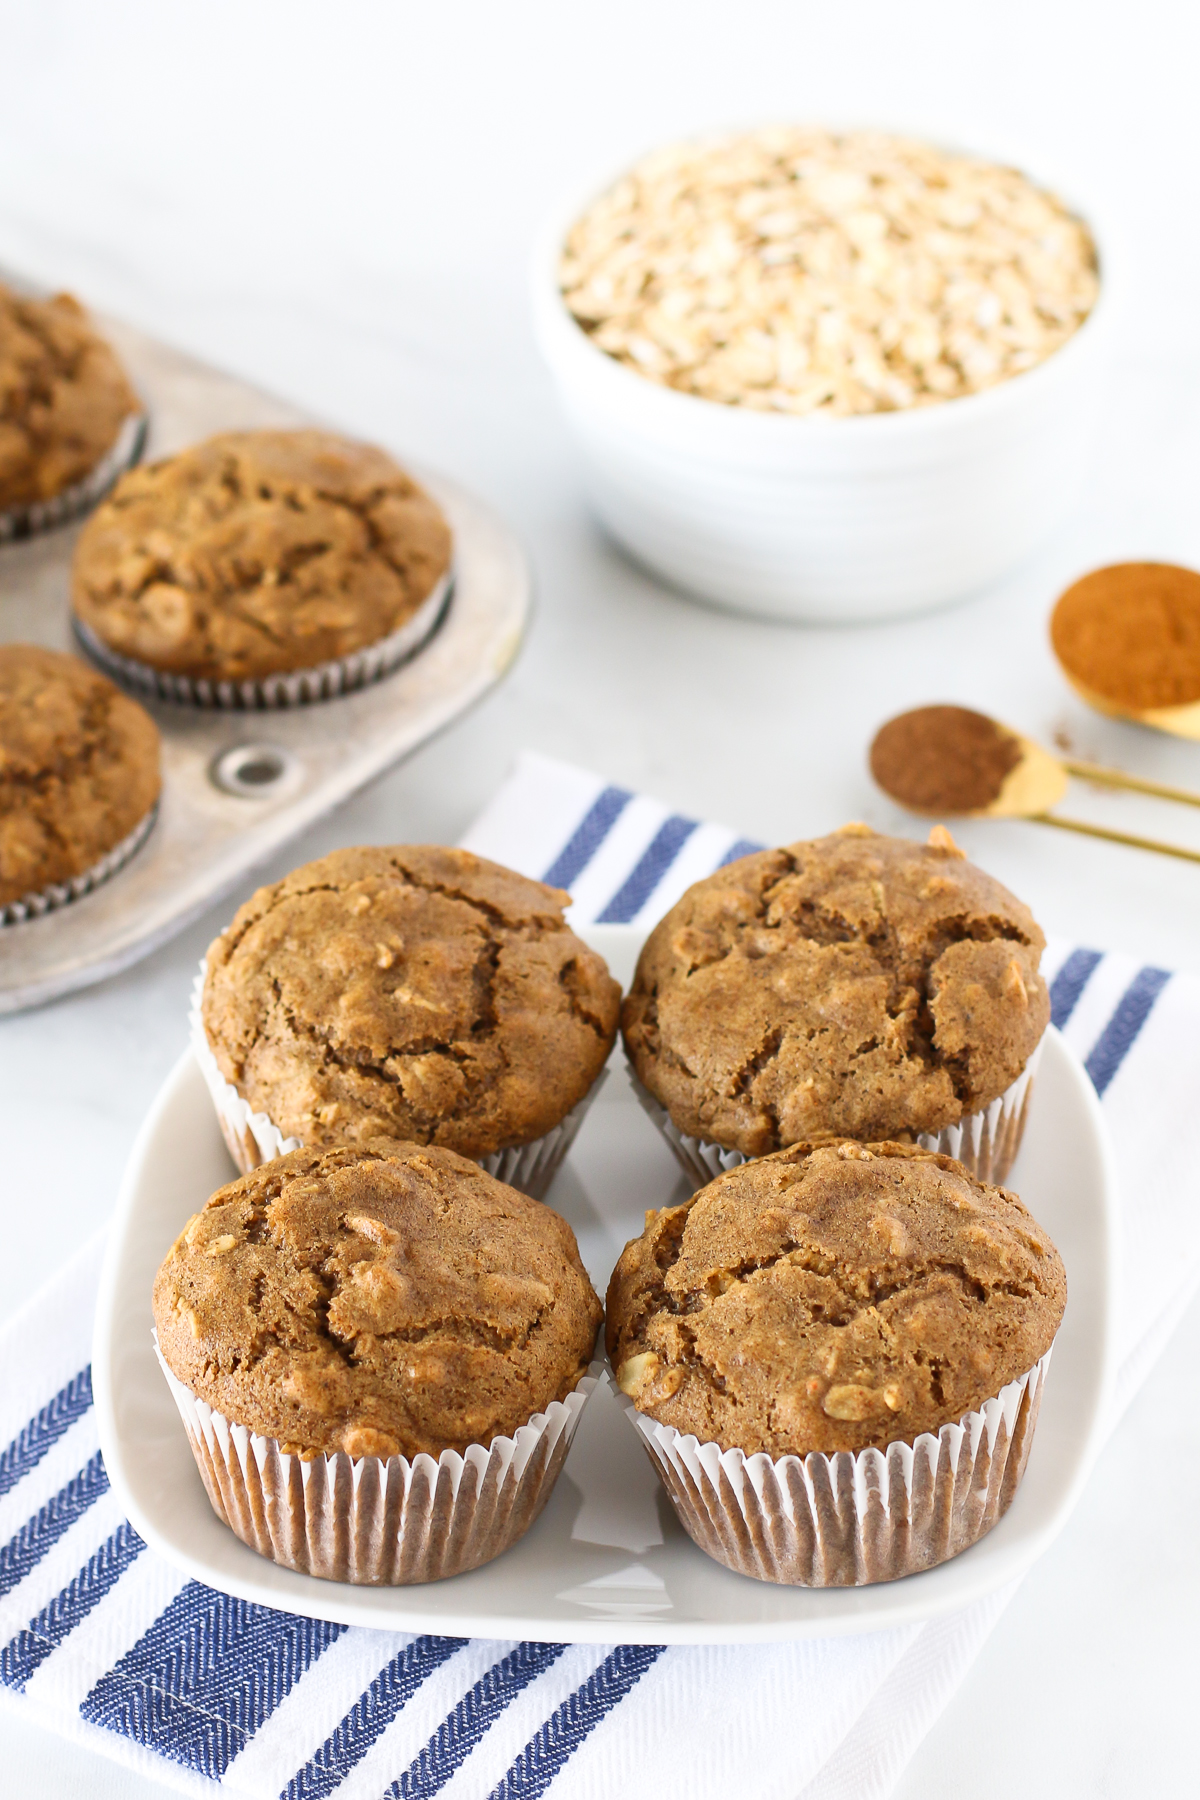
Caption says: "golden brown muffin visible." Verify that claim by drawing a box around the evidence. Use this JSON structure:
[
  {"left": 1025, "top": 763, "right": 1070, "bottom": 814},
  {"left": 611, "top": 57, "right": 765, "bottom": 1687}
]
[
  {"left": 622, "top": 824, "right": 1049, "bottom": 1156},
  {"left": 71, "top": 429, "right": 451, "bottom": 682},
  {"left": 201, "top": 845, "right": 621, "bottom": 1159},
  {"left": 606, "top": 1138, "right": 1066, "bottom": 1457},
  {"left": 0, "top": 643, "right": 160, "bottom": 908},
  {"left": 154, "top": 1140, "right": 602, "bottom": 1458},
  {"left": 0, "top": 286, "right": 139, "bottom": 511}
]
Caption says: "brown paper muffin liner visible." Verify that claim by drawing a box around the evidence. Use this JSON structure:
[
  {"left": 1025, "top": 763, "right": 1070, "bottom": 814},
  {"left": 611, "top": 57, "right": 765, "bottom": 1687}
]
[
  {"left": 0, "top": 411, "right": 147, "bottom": 543},
  {"left": 630, "top": 1035, "right": 1043, "bottom": 1192},
  {"left": 190, "top": 961, "right": 608, "bottom": 1199},
  {"left": 614, "top": 1350, "right": 1052, "bottom": 1586},
  {"left": 72, "top": 568, "right": 452, "bottom": 709},
  {"left": 0, "top": 798, "right": 158, "bottom": 928},
  {"left": 155, "top": 1336, "right": 601, "bottom": 1584}
]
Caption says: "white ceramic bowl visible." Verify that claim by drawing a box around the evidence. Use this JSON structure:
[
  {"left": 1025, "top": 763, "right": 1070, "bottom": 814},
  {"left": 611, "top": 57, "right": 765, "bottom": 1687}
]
[{"left": 532, "top": 160, "right": 1119, "bottom": 624}]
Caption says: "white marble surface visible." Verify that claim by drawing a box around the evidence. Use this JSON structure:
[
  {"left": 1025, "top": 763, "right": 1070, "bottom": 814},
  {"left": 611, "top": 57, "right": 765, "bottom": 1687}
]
[{"left": 0, "top": 3, "right": 1198, "bottom": 1793}]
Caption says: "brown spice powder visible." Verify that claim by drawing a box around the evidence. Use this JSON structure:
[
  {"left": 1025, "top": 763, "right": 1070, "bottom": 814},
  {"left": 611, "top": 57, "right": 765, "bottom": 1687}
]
[
  {"left": 869, "top": 705, "right": 1022, "bottom": 814},
  {"left": 1051, "top": 563, "right": 1200, "bottom": 711}
]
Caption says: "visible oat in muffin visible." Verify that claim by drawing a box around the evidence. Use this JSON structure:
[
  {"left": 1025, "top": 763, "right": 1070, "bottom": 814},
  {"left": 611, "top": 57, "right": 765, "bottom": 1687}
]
[
  {"left": 71, "top": 429, "right": 451, "bottom": 682},
  {"left": 622, "top": 825, "right": 1049, "bottom": 1156},
  {"left": 607, "top": 1138, "right": 1066, "bottom": 1457},
  {"left": 154, "top": 1140, "right": 602, "bottom": 1459},
  {"left": 201, "top": 845, "right": 621, "bottom": 1160},
  {"left": 0, "top": 643, "right": 160, "bottom": 908},
  {"left": 0, "top": 285, "right": 140, "bottom": 511}
]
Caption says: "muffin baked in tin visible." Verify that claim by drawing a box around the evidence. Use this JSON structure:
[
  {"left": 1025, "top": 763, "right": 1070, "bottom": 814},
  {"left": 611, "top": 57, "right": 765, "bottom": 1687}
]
[
  {"left": 622, "top": 823, "right": 1049, "bottom": 1184},
  {"left": 0, "top": 284, "right": 144, "bottom": 540},
  {"left": 71, "top": 428, "right": 452, "bottom": 705},
  {"left": 0, "top": 643, "right": 160, "bottom": 923}
]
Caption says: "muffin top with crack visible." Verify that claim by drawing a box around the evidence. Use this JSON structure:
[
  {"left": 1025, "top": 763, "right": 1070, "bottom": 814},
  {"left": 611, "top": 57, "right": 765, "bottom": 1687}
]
[
  {"left": 154, "top": 1140, "right": 602, "bottom": 1458},
  {"left": 0, "top": 285, "right": 139, "bottom": 511},
  {"left": 606, "top": 1138, "right": 1066, "bottom": 1456},
  {"left": 0, "top": 643, "right": 160, "bottom": 908},
  {"left": 622, "top": 825, "right": 1049, "bottom": 1155},
  {"left": 71, "top": 428, "right": 451, "bottom": 682},
  {"left": 201, "top": 845, "right": 622, "bottom": 1158}
]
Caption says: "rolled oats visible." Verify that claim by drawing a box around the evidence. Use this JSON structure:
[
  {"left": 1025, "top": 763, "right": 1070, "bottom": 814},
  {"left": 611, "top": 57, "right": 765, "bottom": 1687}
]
[{"left": 560, "top": 130, "right": 1099, "bottom": 416}]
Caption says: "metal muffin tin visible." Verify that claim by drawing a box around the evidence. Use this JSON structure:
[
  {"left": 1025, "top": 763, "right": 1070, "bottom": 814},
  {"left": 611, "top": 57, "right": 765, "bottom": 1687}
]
[{"left": 0, "top": 306, "right": 531, "bottom": 1014}]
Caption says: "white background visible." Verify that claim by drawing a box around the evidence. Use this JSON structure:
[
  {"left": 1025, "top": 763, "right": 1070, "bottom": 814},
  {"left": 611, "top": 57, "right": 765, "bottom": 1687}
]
[{"left": 0, "top": 2, "right": 1198, "bottom": 1793}]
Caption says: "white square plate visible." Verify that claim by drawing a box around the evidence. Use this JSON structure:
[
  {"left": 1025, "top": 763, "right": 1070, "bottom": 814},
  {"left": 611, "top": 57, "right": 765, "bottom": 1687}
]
[{"left": 94, "top": 924, "right": 1117, "bottom": 1644}]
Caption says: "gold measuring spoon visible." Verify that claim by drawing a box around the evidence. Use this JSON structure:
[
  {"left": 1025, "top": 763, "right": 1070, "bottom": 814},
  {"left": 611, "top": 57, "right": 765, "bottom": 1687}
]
[
  {"left": 1051, "top": 563, "right": 1200, "bottom": 740},
  {"left": 869, "top": 705, "right": 1200, "bottom": 865}
]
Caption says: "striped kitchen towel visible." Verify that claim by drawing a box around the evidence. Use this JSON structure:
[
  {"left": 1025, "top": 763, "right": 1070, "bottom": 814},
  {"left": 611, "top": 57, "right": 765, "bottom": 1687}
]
[{"left": 2, "top": 749, "right": 1197, "bottom": 1800}]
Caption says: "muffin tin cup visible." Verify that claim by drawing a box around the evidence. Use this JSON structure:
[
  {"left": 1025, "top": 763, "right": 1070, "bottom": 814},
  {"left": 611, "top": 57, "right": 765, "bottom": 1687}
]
[
  {"left": 190, "top": 960, "right": 608, "bottom": 1200},
  {"left": 154, "top": 1336, "right": 602, "bottom": 1585},
  {"left": 614, "top": 1350, "right": 1052, "bottom": 1587},
  {"left": 0, "top": 411, "right": 148, "bottom": 544},
  {"left": 630, "top": 1034, "right": 1044, "bottom": 1192},
  {"left": 0, "top": 798, "right": 158, "bottom": 928},
  {"left": 72, "top": 567, "right": 453, "bottom": 710}
]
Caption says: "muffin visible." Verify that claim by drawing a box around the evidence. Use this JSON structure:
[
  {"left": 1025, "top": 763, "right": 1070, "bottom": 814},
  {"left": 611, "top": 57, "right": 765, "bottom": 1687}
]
[
  {"left": 71, "top": 428, "right": 452, "bottom": 705},
  {"left": 0, "top": 285, "right": 143, "bottom": 535},
  {"left": 153, "top": 1140, "right": 603, "bottom": 1582},
  {"left": 196, "top": 845, "right": 622, "bottom": 1197},
  {"left": 0, "top": 643, "right": 160, "bottom": 922},
  {"left": 607, "top": 1139, "right": 1066, "bottom": 1585},
  {"left": 623, "top": 824, "right": 1049, "bottom": 1185}
]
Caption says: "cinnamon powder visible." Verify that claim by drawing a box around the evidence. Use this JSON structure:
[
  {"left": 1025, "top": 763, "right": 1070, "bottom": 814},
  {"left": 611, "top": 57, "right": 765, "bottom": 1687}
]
[
  {"left": 1051, "top": 562, "right": 1200, "bottom": 711},
  {"left": 869, "top": 705, "right": 1022, "bottom": 813}
]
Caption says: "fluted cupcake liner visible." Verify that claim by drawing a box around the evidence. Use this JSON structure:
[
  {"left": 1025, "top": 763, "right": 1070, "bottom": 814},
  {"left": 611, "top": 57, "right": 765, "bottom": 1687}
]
[
  {"left": 0, "top": 799, "right": 158, "bottom": 928},
  {"left": 155, "top": 1336, "right": 601, "bottom": 1585},
  {"left": 0, "top": 411, "right": 148, "bottom": 543},
  {"left": 630, "top": 1035, "right": 1043, "bottom": 1193},
  {"left": 190, "top": 960, "right": 607, "bottom": 1200},
  {"left": 72, "top": 567, "right": 452, "bottom": 710},
  {"left": 614, "top": 1351, "right": 1051, "bottom": 1587}
]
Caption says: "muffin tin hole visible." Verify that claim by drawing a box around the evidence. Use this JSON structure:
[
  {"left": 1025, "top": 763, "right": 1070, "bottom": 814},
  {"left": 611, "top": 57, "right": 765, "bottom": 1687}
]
[{"left": 211, "top": 744, "right": 300, "bottom": 799}]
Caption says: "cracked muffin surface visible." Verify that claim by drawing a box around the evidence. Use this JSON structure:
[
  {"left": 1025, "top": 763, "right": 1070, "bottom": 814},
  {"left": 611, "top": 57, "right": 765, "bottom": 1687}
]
[
  {"left": 0, "top": 643, "right": 160, "bottom": 907},
  {"left": 71, "top": 428, "right": 451, "bottom": 681},
  {"left": 0, "top": 285, "right": 139, "bottom": 510},
  {"left": 201, "top": 845, "right": 621, "bottom": 1159},
  {"left": 153, "top": 1140, "right": 602, "bottom": 1458},
  {"left": 606, "top": 1139, "right": 1065, "bottom": 1456},
  {"left": 622, "top": 825, "right": 1049, "bottom": 1155}
]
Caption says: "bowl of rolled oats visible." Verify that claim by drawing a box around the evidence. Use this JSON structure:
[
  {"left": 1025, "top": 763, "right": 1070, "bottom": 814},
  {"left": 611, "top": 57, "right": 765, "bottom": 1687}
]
[{"left": 534, "top": 127, "right": 1114, "bottom": 623}]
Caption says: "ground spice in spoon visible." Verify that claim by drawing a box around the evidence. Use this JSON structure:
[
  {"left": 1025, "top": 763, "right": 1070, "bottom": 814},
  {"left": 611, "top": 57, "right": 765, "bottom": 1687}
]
[
  {"left": 1051, "top": 562, "right": 1200, "bottom": 711},
  {"left": 869, "top": 705, "right": 1022, "bottom": 813}
]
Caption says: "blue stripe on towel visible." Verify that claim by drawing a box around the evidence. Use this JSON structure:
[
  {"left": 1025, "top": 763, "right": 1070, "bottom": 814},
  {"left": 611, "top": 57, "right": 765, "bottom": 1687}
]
[
  {"left": 1085, "top": 966, "right": 1171, "bottom": 1096},
  {"left": 718, "top": 836, "right": 766, "bottom": 866},
  {"left": 1049, "top": 947, "right": 1104, "bottom": 1029},
  {"left": 81, "top": 1583, "right": 345, "bottom": 1780},
  {"left": 488, "top": 1644, "right": 666, "bottom": 1800},
  {"left": 0, "top": 1449, "right": 108, "bottom": 1599},
  {"left": 285, "top": 1635, "right": 469, "bottom": 1800},
  {"left": 542, "top": 786, "right": 632, "bottom": 890},
  {"left": 595, "top": 816, "right": 699, "bottom": 923},
  {"left": 388, "top": 1641, "right": 567, "bottom": 1799},
  {"left": 0, "top": 1366, "right": 93, "bottom": 1500},
  {"left": 0, "top": 1518, "right": 144, "bottom": 1691}
]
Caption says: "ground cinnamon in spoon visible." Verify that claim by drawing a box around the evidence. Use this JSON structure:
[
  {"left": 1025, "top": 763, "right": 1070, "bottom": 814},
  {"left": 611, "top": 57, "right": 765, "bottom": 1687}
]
[
  {"left": 869, "top": 705, "right": 1022, "bottom": 813},
  {"left": 1051, "top": 563, "right": 1200, "bottom": 711}
]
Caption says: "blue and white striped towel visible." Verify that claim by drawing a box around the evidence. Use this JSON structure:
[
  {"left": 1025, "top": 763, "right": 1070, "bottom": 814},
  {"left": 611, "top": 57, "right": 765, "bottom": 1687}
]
[{"left": 2, "top": 750, "right": 1197, "bottom": 1800}]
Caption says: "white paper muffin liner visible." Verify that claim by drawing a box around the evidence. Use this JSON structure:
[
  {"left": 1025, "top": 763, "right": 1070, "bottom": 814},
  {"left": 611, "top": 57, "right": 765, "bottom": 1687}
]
[
  {"left": 631, "top": 1034, "right": 1043, "bottom": 1192},
  {"left": 0, "top": 798, "right": 158, "bottom": 928},
  {"left": 72, "top": 566, "right": 452, "bottom": 709},
  {"left": 615, "top": 1350, "right": 1052, "bottom": 1586},
  {"left": 190, "top": 960, "right": 607, "bottom": 1199},
  {"left": 155, "top": 1336, "right": 601, "bottom": 1584},
  {"left": 0, "top": 410, "right": 147, "bottom": 543}
]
